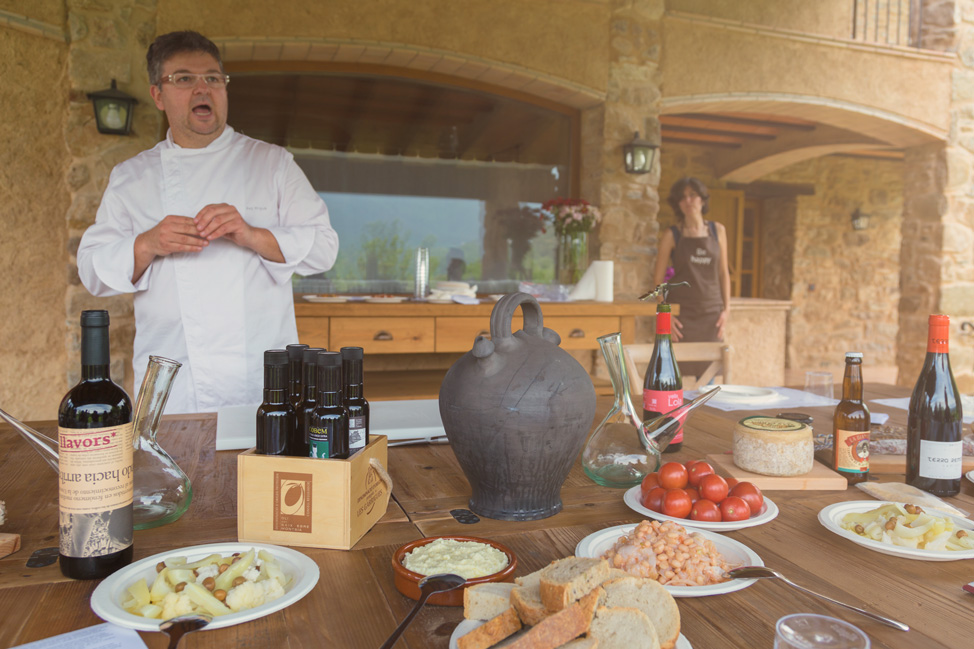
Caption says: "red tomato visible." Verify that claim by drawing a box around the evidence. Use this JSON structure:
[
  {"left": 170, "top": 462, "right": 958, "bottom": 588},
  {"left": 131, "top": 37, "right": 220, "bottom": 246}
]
[
  {"left": 658, "top": 462, "right": 689, "bottom": 490},
  {"left": 697, "top": 474, "right": 729, "bottom": 504},
  {"left": 661, "top": 488, "right": 692, "bottom": 518},
  {"left": 729, "top": 481, "right": 765, "bottom": 515},
  {"left": 685, "top": 486, "right": 700, "bottom": 504},
  {"left": 641, "top": 486, "right": 667, "bottom": 513},
  {"left": 720, "top": 496, "right": 751, "bottom": 522},
  {"left": 687, "top": 461, "right": 715, "bottom": 487},
  {"left": 684, "top": 459, "right": 701, "bottom": 471},
  {"left": 726, "top": 477, "right": 740, "bottom": 489},
  {"left": 640, "top": 472, "right": 661, "bottom": 498},
  {"left": 689, "top": 498, "right": 722, "bottom": 522}
]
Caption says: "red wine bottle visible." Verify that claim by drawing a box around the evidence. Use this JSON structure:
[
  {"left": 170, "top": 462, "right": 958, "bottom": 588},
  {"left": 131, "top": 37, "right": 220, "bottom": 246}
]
[
  {"left": 58, "top": 310, "right": 134, "bottom": 579},
  {"left": 256, "top": 350, "right": 295, "bottom": 455},
  {"left": 906, "top": 315, "right": 963, "bottom": 496},
  {"left": 643, "top": 303, "right": 684, "bottom": 453}
]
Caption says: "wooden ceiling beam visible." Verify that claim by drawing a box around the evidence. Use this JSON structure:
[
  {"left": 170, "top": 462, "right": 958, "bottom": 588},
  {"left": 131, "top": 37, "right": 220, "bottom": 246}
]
[
  {"left": 678, "top": 112, "right": 817, "bottom": 131},
  {"left": 662, "top": 125, "right": 776, "bottom": 141}
]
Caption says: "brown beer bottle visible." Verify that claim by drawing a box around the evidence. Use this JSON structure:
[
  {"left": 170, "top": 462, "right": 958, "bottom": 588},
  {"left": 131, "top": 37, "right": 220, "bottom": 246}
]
[{"left": 833, "top": 352, "right": 870, "bottom": 485}]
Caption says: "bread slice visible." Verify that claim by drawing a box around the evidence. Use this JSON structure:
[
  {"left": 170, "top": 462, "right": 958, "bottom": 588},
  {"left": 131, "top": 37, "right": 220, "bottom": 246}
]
[
  {"left": 504, "top": 587, "right": 601, "bottom": 649},
  {"left": 559, "top": 638, "right": 599, "bottom": 648},
  {"left": 600, "top": 577, "right": 680, "bottom": 649},
  {"left": 464, "top": 582, "right": 517, "bottom": 621},
  {"left": 588, "top": 606, "right": 660, "bottom": 649},
  {"left": 512, "top": 569, "right": 550, "bottom": 626},
  {"left": 539, "top": 558, "right": 611, "bottom": 612},
  {"left": 458, "top": 606, "right": 522, "bottom": 649}
]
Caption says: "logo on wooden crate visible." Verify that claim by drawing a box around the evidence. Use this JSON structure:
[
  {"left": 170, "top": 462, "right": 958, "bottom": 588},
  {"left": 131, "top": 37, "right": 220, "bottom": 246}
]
[{"left": 273, "top": 471, "right": 313, "bottom": 533}]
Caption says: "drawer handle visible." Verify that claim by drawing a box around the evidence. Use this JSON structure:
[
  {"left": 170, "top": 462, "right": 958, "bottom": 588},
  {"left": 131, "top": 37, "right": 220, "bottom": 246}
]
[
  {"left": 373, "top": 330, "right": 394, "bottom": 341},
  {"left": 569, "top": 328, "right": 586, "bottom": 338}
]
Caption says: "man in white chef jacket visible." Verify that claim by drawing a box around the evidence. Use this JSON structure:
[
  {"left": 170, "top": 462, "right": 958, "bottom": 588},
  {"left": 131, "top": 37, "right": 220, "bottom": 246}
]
[{"left": 77, "top": 31, "right": 339, "bottom": 414}]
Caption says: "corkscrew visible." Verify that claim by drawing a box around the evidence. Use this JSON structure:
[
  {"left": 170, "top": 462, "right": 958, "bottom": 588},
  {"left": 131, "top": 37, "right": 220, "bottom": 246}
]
[{"left": 638, "top": 281, "right": 690, "bottom": 304}]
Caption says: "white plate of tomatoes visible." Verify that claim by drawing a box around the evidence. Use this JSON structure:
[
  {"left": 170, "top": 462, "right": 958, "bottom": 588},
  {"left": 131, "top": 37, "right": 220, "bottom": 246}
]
[{"left": 626, "top": 460, "right": 778, "bottom": 531}]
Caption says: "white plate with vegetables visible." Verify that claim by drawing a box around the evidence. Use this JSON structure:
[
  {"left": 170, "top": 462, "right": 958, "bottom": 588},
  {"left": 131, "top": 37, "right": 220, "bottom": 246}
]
[
  {"left": 623, "top": 485, "right": 779, "bottom": 531},
  {"left": 818, "top": 501, "right": 974, "bottom": 561},
  {"left": 90, "top": 542, "right": 319, "bottom": 631}
]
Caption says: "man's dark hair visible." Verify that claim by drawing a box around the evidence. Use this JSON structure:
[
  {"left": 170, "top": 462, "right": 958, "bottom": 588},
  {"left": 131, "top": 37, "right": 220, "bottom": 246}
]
[
  {"left": 146, "top": 31, "right": 223, "bottom": 85},
  {"left": 667, "top": 177, "right": 711, "bottom": 221}
]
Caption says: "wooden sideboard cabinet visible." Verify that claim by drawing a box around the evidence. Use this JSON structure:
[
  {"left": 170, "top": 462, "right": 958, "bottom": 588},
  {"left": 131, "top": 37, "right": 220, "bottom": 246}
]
[{"left": 294, "top": 299, "right": 659, "bottom": 355}]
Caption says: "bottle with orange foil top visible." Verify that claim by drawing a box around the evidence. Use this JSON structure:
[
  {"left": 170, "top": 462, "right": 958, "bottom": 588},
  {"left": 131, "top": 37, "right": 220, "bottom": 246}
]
[
  {"left": 643, "top": 302, "right": 684, "bottom": 453},
  {"left": 833, "top": 352, "right": 870, "bottom": 485}
]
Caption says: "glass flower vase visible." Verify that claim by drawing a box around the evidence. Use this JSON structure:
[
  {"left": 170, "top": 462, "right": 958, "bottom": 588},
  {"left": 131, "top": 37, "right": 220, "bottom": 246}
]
[
  {"left": 582, "top": 332, "right": 657, "bottom": 487},
  {"left": 556, "top": 231, "right": 588, "bottom": 285}
]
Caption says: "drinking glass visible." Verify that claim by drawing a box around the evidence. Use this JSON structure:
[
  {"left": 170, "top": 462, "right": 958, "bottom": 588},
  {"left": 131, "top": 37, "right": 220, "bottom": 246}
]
[
  {"left": 804, "top": 371, "right": 834, "bottom": 400},
  {"left": 414, "top": 247, "right": 429, "bottom": 299},
  {"left": 775, "top": 614, "right": 870, "bottom": 649}
]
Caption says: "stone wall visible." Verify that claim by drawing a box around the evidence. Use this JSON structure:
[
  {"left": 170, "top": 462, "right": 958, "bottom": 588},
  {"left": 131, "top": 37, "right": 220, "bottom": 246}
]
[
  {"left": 761, "top": 196, "right": 797, "bottom": 302},
  {"left": 0, "top": 23, "right": 69, "bottom": 420}
]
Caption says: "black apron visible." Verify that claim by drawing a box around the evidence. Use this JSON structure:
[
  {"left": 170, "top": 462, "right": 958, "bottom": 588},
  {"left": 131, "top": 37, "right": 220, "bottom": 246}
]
[{"left": 667, "top": 221, "right": 723, "bottom": 343}]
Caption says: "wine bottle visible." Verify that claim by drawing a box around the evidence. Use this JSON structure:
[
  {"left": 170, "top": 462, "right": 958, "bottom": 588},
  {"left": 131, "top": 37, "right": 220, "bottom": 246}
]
[
  {"left": 833, "top": 352, "right": 870, "bottom": 485},
  {"left": 341, "top": 346, "right": 370, "bottom": 455},
  {"left": 907, "top": 315, "right": 964, "bottom": 496},
  {"left": 58, "top": 310, "right": 134, "bottom": 580},
  {"left": 309, "top": 351, "right": 349, "bottom": 459},
  {"left": 643, "top": 303, "right": 684, "bottom": 453},
  {"left": 286, "top": 343, "right": 308, "bottom": 411},
  {"left": 256, "top": 350, "right": 294, "bottom": 456},
  {"left": 294, "top": 347, "right": 324, "bottom": 457}
]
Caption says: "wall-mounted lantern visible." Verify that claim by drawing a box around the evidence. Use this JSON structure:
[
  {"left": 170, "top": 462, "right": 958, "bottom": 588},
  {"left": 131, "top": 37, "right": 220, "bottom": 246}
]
[
  {"left": 851, "top": 207, "right": 870, "bottom": 231},
  {"left": 88, "top": 80, "right": 138, "bottom": 135},
  {"left": 623, "top": 131, "right": 659, "bottom": 174}
]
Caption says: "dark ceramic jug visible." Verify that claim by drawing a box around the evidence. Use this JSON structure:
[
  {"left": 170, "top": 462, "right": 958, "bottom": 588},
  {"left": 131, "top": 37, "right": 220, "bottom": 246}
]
[{"left": 439, "top": 292, "right": 597, "bottom": 521}]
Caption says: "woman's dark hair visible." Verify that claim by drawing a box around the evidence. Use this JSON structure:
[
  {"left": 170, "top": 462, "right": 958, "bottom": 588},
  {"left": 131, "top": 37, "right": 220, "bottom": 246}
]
[
  {"left": 667, "top": 177, "right": 710, "bottom": 221},
  {"left": 147, "top": 31, "right": 223, "bottom": 86}
]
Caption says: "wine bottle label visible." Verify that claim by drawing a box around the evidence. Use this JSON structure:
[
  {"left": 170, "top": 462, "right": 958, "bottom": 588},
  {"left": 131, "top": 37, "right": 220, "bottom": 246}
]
[
  {"left": 655, "top": 312, "right": 671, "bottom": 334},
  {"left": 308, "top": 427, "right": 329, "bottom": 459},
  {"left": 918, "top": 439, "right": 963, "bottom": 479},
  {"left": 835, "top": 429, "right": 869, "bottom": 474},
  {"left": 644, "top": 389, "right": 684, "bottom": 443},
  {"left": 349, "top": 416, "right": 367, "bottom": 450},
  {"left": 57, "top": 423, "right": 134, "bottom": 558}
]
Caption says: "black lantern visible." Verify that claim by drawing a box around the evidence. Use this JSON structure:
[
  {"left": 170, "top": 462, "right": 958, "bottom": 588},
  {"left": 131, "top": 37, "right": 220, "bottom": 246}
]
[
  {"left": 88, "top": 80, "right": 138, "bottom": 135},
  {"left": 851, "top": 207, "right": 870, "bottom": 231},
  {"left": 622, "top": 131, "right": 658, "bottom": 174}
]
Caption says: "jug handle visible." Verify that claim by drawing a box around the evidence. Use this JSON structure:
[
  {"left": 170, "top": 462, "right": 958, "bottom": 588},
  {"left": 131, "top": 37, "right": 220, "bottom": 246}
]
[{"left": 489, "top": 292, "right": 545, "bottom": 341}]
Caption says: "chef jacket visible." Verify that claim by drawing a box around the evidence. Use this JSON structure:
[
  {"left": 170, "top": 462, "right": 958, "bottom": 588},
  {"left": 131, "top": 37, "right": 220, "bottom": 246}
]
[{"left": 77, "top": 127, "right": 339, "bottom": 414}]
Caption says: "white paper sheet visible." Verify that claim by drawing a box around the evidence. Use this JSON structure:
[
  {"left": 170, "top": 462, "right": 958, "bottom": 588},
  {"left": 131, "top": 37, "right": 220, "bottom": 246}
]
[
  {"left": 12, "top": 624, "right": 147, "bottom": 649},
  {"left": 870, "top": 397, "right": 974, "bottom": 424}
]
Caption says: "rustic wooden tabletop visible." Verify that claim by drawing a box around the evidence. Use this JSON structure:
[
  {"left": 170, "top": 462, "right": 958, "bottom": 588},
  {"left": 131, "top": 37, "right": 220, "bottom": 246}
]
[{"left": 1, "top": 383, "right": 971, "bottom": 649}]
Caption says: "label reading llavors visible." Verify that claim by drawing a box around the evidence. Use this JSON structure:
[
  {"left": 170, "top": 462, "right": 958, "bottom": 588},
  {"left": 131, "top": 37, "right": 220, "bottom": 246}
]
[
  {"left": 918, "top": 439, "right": 963, "bottom": 479},
  {"left": 348, "top": 416, "right": 367, "bottom": 451},
  {"left": 644, "top": 389, "right": 684, "bottom": 442},
  {"left": 57, "top": 423, "right": 134, "bottom": 557}
]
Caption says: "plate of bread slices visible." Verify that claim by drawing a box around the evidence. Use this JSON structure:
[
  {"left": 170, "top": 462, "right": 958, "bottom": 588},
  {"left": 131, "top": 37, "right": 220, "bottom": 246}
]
[{"left": 450, "top": 556, "right": 689, "bottom": 649}]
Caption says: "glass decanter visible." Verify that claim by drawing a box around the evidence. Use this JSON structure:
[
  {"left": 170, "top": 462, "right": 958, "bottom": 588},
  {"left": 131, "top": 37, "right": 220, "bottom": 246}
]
[
  {"left": 132, "top": 356, "right": 192, "bottom": 530},
  {"left": 582, "top": 332, "right": 656, "bottom": 488}
]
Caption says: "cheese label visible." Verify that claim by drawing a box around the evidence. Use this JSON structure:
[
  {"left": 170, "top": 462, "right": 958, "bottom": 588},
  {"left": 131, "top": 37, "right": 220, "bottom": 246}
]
[{"left": 835, "top": 428, "right": 869, "bottom": 474}]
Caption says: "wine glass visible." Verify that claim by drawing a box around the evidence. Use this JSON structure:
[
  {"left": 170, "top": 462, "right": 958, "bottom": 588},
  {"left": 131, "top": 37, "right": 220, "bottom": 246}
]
[
  {"left": 775, "top": 614, "right": 870, "bottom": 649},
  {"left": 804, "top": 371, "right": 834, "bottom": 400}
]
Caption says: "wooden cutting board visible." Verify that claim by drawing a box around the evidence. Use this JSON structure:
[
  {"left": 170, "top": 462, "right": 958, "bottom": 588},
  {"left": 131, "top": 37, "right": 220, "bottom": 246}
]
[
  {"left": 707, "top": 453, "right": 848, "bottom": 490},
  {"left": 869, "top": 454, "right": 974, "bottom": 474}
]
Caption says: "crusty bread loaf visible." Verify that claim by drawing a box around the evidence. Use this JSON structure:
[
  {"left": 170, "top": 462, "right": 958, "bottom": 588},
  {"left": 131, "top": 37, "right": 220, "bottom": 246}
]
[
  {"left": 458, "top": 606, "right": 522, "bottom": 649},
  {"left": 599, "top": 577, "right": 680, "bottom": 649},
  {"left": 539, "top": 558, "right": 611, "bottom": 612},
  {"left": 464, "top": 582, "right": 518, "bottom": 621},
  {"left": 504, "top": 587, "right": 601, "bottom": 649},
  {"left": 512, "top": 569, "right": 550, "bottom": 626},
  {"left": 588, "top": 606, "right": 661, "bottom": 649},
  {"left": 559, "top": 637, "right": 598, "bottom": 648}
]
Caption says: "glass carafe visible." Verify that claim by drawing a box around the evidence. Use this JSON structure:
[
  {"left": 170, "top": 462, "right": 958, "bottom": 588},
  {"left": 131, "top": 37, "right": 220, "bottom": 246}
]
[
  {"left": 132, "top": 356, "right": 191, "bottom": 530},
  {"left": 582, "top": 333, "right": 655, "bottom": 487}
]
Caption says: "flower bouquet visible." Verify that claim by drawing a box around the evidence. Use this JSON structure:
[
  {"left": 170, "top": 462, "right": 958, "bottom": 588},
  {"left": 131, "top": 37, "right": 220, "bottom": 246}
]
[{"left": 539, "top": 198, "right": 602, "bottom": 285}]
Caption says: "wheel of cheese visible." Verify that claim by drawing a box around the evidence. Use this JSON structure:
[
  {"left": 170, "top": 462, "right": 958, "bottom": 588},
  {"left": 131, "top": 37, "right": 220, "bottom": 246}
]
[{"left": 732, "top": 416, "right": 813, "bottom": 476}]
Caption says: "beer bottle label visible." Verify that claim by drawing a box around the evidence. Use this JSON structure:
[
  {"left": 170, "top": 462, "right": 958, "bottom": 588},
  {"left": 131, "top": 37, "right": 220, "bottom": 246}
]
[{"left": 835, "top": 429, "right": 869, "bottom": 474}]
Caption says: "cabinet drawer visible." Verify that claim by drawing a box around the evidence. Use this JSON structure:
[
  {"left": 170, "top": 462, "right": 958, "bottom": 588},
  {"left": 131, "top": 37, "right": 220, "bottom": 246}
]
[
  {"left": 330, "top": 317, "right": 435, "bottom": 354},
  {"left": 544, "top": 317, "right": 620, "bottom": 350},
  {"left": 435, "top": 316, "right": 524, "bottom": 352},
  {"left": 296, "top": 316, "right": 329, "bottom": 350}
]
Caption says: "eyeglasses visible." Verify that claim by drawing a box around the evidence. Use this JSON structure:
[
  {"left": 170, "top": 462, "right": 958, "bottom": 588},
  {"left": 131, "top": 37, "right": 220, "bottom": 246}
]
[{"left": 161, "top": 73, "right": 230, "bottom": 89}]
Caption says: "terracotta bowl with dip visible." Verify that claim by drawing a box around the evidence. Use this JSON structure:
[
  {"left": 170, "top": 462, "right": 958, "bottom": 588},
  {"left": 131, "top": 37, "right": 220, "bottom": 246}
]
[{"left": 392, "top": 535, "right": 518, "bottom": 606}]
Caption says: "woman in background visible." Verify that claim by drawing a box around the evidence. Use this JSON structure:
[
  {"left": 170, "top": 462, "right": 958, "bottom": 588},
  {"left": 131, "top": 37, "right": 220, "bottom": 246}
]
[{"left": 652, "top": 177, "right": 731, "bottom": 343}]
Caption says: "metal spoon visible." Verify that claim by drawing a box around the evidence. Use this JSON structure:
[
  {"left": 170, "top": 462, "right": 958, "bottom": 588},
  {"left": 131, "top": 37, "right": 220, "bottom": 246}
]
[
  {"left": 726, "top": 566, "right": 909, "bottom": 632},
  {"left": 379, "top": 573, "right": 466, "bottom": 649},
  {"left": 159, "top": 613, "right": 212, "bottom": 649}
]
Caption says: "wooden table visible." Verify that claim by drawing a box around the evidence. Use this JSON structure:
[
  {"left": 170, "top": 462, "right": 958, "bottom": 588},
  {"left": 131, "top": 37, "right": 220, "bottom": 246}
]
[{"left": 1, "top": 384, "right": 972, "bottom": 649}]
